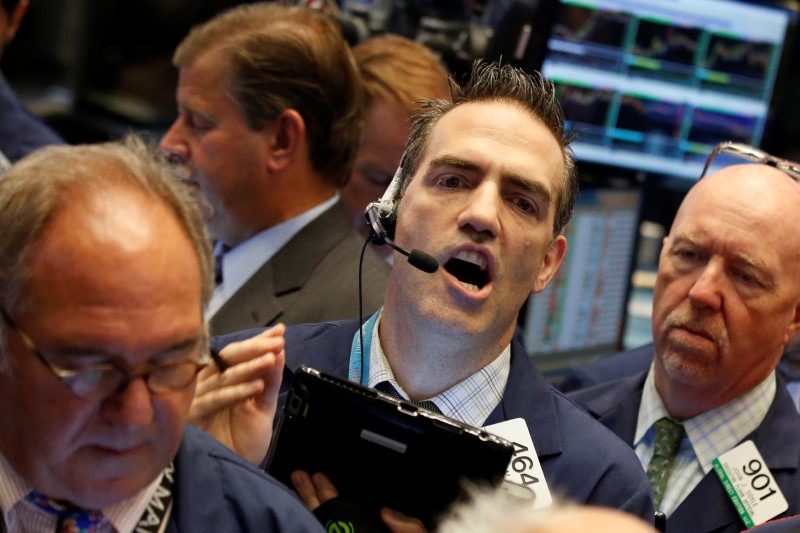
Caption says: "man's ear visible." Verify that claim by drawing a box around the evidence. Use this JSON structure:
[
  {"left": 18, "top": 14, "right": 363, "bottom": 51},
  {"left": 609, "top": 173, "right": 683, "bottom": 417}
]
[
  {"left": 784, "top": 301, "right": 800, "bottom": 345},
  {"left": 266, "top": 109, "right": 305, "bottom": 173},
  {"left": 531, "top": 235, "right": 567, "bottom": 294}
]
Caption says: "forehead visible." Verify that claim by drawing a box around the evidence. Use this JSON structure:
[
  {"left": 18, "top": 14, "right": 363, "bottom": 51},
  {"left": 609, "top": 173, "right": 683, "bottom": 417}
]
[
  {"left": 177, "top": 51, "right": 233, "bottom": 105},
  {"left": 24, "top": 187, "right": 203, "bottom": 322},
  {"left": 422, "top": 100, "right": 564, "bottom": 187},
  {"left": 673, "top": 170, "right": 800, "bottom": 273}
]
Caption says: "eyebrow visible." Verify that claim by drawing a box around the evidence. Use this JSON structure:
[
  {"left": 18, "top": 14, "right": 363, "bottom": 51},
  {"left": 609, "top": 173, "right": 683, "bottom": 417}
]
[
  {"left": 54, "top": 335, "right": 204, "bottom": 363},
  {"left": 428, "top": 155, "right": 552, "bottom": 203},
  {"left": 672, "top": 235, "right": 774, "bottom": 280}
]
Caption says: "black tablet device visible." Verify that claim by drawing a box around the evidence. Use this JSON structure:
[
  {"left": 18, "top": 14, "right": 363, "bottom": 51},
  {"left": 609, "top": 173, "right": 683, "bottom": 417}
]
[{"left": 266, "top": 366, "right": 515, "bottom": 529}]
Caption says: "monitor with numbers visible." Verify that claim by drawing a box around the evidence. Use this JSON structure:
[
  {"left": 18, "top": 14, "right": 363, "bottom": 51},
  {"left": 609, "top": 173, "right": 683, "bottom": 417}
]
[
  {"left": 521, "top": 186, "right": 642, "bottom": 367},
  {"left": 539, "top": 0, "right": 799, "bottom": 181}
]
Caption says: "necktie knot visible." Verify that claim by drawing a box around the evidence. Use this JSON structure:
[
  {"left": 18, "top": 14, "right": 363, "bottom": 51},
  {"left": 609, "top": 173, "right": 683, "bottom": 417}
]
[
  {"left": 214, "top": 243, "right": 231, "bottom": 285},
  {"left": 646, "top": 417, "right": 685, "bottom": 510},
  {"left": 25, "top": 491, "right": 104, "bottom": 532},
  {"left": 375, "top": 380, "right": 443, "bottom": 415}
]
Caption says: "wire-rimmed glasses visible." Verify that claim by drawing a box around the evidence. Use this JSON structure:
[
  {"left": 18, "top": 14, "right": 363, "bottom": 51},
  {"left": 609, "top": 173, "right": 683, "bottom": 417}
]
[
  {"left": 701, "top": 141, "right": 800, "bottom": 182},
  {"left": 0, "top": 307, "right": 208, "bottom": 400}
]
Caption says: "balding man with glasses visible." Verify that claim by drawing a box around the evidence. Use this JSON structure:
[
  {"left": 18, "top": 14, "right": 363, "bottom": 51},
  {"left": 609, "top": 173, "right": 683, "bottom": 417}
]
[
  {"left": 0, "top": 137, "right": 323, "bottom": 532},
  {"left": 566, "top": 142, "right": 800, "bottom": 533}
]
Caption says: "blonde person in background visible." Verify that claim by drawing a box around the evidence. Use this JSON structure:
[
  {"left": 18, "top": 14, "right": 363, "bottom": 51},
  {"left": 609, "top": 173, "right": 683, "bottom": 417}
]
[{"left": 341, "top": 34, "right": 451, "bottom": 257}]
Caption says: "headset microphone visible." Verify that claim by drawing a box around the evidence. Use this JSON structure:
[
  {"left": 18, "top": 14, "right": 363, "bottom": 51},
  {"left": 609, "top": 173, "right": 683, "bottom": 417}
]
[
  {"left": 365, "top": 207, "right": 439, "bottom": 273},
  {"left": 364, "top": 158, "right": 439, "bottom": 274}
]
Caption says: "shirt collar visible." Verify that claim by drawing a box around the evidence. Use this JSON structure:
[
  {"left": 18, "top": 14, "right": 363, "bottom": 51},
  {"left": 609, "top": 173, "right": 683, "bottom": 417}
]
[
  {"left": 636, "top": 365, "right": 776, "bottom": 473},
  {"left": 0, "top": 451, "right": 165, "bottom": 532},
  {"left": 366, "top": 311, "right": 510, "bottom": 427},
  {"left": 207, "top": 193, "right": 339, "bottom": 317}
]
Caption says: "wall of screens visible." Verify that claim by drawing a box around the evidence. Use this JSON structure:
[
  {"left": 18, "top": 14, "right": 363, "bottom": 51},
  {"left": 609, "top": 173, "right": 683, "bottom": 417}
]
[{"left": 540, "top": 0, "right": 798, "bottom": 180}]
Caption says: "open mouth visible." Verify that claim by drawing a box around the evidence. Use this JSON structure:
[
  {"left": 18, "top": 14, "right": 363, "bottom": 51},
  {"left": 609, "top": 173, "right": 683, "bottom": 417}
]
[{"left": 444, "top": 251, "right": 490, "bottom": 291}]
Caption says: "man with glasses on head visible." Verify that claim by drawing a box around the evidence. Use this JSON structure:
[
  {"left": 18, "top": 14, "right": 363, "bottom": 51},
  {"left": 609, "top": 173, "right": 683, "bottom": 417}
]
[
  {"left": 0, "top": 138, "right": 322, "bottom": 532},
  {"left": 566, "top": 142, "right": 800, "bottom": 532}
]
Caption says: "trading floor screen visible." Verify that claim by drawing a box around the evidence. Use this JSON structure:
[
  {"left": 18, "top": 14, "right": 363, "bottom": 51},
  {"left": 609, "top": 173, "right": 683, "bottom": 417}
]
[{"left": 541, "top": 0, "right": 797, "bottom": 180}]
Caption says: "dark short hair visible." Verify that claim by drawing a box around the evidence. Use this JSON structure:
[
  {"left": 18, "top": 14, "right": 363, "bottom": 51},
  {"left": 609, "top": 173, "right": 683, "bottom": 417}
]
[
  {"left": 173, "top": 3, "right": 363, "bottom": 188},
  {"left": 401, "top": 61, "right": 578, "bottom": 237}
]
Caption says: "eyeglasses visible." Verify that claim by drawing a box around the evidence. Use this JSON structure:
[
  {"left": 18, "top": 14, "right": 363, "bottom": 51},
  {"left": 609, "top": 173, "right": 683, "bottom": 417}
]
[
  {"left": 0, "top": 308, "right": 208, "bottom": 401},
  {"left": 701, "top": 141, "right": 800, "bottom": 182}
]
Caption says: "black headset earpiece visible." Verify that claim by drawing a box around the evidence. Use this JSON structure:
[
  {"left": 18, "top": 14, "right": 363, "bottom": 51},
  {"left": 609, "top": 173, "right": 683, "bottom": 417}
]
[
  {"left": 363, "top": 155, "right": 439, "bottom": 274},
  {"left": 365, "top": 161, "right": 402, "bottom": 245}
]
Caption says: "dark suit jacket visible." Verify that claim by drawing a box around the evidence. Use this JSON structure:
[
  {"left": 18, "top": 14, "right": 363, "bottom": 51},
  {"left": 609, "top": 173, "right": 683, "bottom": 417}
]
[
  {"left": 749, "top": 515, "right": 800, "bottom": 533},
  {"left": 209, "top": 202, "right": 391, "bottom": 335},
  {"left": 168, "top": 425, "right": 323, "bottom": 532},
  {"left": 558, "top": 344, "right": 654, "bottom": 393},
  {"left": 214, "top": 319, "right": 655, "bottom": 522},
  {"left": 0, "top": 71, "right": 64, "bottom": 163},
  {"left": 567, "top": 358, "right": 800, "bottom": 533}
]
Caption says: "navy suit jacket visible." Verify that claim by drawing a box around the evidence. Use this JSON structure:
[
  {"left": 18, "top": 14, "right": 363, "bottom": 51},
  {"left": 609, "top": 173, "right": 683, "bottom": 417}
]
[
  {"left": 557, "top": 344, "right": 654, "bottom": 393},
  {"left": 567, "top": 357, "right": 800, "bottom": 533},
  {"left": 0, "top": 71, "right": 64, "bottom": 163},
  {"left": 167, "top": 425, "right": 323, "bottom": 532},
  {"left": 215, "top": 319, "right": 655, "bottom": 522},
  {"left": 749, "top": 515, "right": 800, "bottom": 533}
]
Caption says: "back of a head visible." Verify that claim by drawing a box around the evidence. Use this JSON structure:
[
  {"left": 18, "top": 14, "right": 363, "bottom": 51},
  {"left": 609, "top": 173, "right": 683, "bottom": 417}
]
[
  {"left": 173, "top": 3, "right": 363, "bottom": 187},
  {"left": 353, "top": 33, "right": 451, "bottom": 114},
  {"left": 0, "top": 137, "right": 213, "bottom": 330}
]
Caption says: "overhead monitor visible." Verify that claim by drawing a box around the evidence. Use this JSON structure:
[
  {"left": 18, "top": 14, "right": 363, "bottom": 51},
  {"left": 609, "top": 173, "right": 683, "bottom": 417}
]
[
  {"left": 522, "top": 187, "right": 642, "bottom": 363},
  {"left": 540, "top": 0, "right": 799, "bottom": 180}
]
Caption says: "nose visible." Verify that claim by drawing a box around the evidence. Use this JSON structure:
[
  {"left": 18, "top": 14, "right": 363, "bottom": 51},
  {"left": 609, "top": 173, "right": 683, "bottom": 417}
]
[
  {"left": 457, "top": 182, "right": 501, "bottom": 240},
  {"left": 101, "top": 376, "right": 155, "bottom": 429},
  {"left": 687, "top": 260, "right": 723, "bottom": 312},
  {"left": 159, "top": 119, "right": 189, "bottom": 165}
]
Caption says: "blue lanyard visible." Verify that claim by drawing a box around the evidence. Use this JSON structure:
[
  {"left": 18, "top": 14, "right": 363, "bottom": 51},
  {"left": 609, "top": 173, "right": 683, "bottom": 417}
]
[{"left": 348, "top": 311, "right": 380, "bottom": 386}]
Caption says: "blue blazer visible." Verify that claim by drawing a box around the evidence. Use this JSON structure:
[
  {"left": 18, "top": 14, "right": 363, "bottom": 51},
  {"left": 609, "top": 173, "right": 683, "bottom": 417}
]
[
  {"left": 167, "top": 425, "right": 323, "bottom": 532},
  {"left": 0, "top": 71, "right": 64, "bottom": 163},
  {"left": 567, "top": 357, "right": 800, "bottom": 533},
  {"left": 215, "top": 319, "right": 656, "bottom": 523}
]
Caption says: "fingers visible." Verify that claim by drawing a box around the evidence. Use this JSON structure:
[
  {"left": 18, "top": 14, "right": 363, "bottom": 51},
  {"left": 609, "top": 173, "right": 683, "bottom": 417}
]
[
  {"left": 291, "top": 471, "right": 340, "bottom": 512},
  {"left": 189, "top": 378, "right": 265, "bottom": 424},
  {"left": 311, "top": 472, "right": 339, "bottom": 503},
  {"left": 218, "top": 323, "right": 286, "bottom": 368},
  {"left": 381, "top": 508, "right": 428, "bottom": 533},
  {"left": 292, "top": 470, "right": 321, "bottom": 510},
  {"left": 195, "top": 323, "right": 286, "bottom": 399}
]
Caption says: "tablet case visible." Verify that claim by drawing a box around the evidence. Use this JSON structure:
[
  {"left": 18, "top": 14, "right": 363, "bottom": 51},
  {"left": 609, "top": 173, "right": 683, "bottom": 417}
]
[{"left": 266, "top": 366, "right": 514, "bottom": 529}]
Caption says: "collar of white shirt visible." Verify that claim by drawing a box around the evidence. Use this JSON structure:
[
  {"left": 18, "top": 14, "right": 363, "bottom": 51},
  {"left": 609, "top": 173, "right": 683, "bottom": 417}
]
[{"left": 207, "top": 193, "right": 339, "bottom": 318}]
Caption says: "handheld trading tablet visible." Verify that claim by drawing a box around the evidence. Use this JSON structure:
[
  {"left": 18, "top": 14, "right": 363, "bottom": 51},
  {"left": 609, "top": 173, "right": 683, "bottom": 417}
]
[{"left": 266, "top": 366, "right": 515, "bottom": 529}]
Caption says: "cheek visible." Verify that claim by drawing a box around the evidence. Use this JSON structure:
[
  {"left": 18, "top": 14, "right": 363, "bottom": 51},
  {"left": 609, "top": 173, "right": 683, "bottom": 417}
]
[
  {"left": 153, "top": 394, "right": 193, "bottom": 453},
  {"left": 0, "top": 373, "right": 93, "bottom": 471}
]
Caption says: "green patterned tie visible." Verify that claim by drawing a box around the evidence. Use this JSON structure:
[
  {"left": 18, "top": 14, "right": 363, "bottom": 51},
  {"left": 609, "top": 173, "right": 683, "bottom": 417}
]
[{"left": 646, "top": 417, "right": 685, "bottom": 510}]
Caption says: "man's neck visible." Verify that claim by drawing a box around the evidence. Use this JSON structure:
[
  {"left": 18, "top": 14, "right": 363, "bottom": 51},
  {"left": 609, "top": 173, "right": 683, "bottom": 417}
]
[{"left": 378, "top": 304, "right": 513, "bottom": 401}]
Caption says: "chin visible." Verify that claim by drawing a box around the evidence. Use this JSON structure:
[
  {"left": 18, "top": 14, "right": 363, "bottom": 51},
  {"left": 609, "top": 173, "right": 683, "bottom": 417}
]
[
  {"left": 659, "top": 350, "right": 719, "bottom": 388},
  {"left": 68, "top": 471, "right": 156, "bottom": 509}
]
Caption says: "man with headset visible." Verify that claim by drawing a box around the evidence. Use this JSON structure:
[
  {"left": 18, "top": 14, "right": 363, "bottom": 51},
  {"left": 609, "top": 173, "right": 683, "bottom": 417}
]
[{"left": 196, "top": 60, "right": 654, "bottom": 529}]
